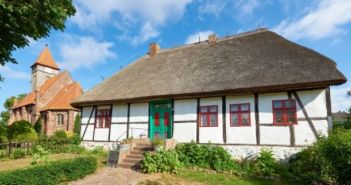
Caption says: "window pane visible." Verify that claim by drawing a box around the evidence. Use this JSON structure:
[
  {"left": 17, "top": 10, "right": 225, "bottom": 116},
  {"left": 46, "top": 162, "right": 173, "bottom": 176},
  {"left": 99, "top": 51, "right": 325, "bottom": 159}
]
[
  {"left": 230, "top": 105, "right": 239, "bottom": 112},
  {"left": 285, "top": 100, "right": 295, "bottom": 108},
  {"left": 241, "top": 104, "right": 249, "bottom": 111},
  {"left": 154, "top": 112, "right": 160, "bottom": 127},
  {"left": 201, "top": 114, "right": 208, "bottom": 126},
  {"left": 287, "top": 110, "right": 295, "bottom": 117},
  {"left": 241, "top": 113, "right": 250, "bottom": 125},
  {"left": 210, "top": 114, "right": 217, "bottom": 126},
  {"left": 273, "top": 101, "right": 283, "bottom": 108},
  {"left": 164, "top": 112, "right": 169, "bottom": 126},
  {"left": 231, "top": 113, "right": 239, "bottom": 126},
  {"left": 200, "top": 106, "right": 208, "bottom": 113},
  {"left": 209, "top": 106, "right": 217, "bottom": 113},
  {"left": 275, "top": 110, "right": 284, "bottom": 123}
]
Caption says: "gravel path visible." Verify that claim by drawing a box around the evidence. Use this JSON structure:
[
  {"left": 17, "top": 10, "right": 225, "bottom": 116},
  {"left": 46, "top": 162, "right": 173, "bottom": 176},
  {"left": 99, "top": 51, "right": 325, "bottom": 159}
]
[{"left": 69, "top": 167, "right": 147, "bottom": 185}]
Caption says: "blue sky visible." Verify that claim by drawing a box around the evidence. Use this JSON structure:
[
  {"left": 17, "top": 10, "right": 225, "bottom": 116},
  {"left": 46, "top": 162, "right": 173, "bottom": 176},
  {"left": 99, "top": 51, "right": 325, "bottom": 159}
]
[{"left": 0, "top": 0, "right": 350, "bottom": 112}]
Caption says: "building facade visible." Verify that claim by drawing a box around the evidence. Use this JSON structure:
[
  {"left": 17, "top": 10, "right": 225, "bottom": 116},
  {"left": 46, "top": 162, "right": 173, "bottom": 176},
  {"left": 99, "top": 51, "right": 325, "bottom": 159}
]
[
  {"left": 72, "top": 29, "right": 346, "bottom": 159},
  {"left": 9, "top": 47, "right": 83, "bottom": 135}
]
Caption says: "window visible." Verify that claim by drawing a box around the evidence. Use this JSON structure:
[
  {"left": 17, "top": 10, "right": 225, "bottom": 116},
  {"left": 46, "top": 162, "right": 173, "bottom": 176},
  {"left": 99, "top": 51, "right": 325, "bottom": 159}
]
[
  {"left": 95, "top": 108, "right": 111, "bottom": 128},
  {"left": 199, "top": 105, "right": 218, "bottom": 127},
  {"left": 272, "top": 99, "right": 297, "bottom": 126},
  {"left": 230, "top": 103, "right": 251, "bottom": 126},
  {"left": 56, "top": 114, "right": 64, "bottom": 126}
]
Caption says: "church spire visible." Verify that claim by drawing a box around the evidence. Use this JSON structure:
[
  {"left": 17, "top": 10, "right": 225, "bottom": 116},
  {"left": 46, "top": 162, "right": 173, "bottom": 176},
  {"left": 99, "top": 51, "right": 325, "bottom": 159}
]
[{"left": 31, "top": 45, "right": 60, "bottom": 70}]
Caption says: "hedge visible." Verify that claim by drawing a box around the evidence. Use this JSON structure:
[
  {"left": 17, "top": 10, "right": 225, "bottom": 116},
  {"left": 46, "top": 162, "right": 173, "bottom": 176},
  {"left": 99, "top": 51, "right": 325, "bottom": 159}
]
[{"left": 0, "top": 156, "right": 97, "bottom": 185}]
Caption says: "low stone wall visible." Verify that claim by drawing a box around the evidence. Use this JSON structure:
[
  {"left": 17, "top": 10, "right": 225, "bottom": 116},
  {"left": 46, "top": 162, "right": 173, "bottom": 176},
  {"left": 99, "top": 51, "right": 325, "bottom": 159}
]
[{"left": 223, "top": 145, "right": 306, "bottom": 162}]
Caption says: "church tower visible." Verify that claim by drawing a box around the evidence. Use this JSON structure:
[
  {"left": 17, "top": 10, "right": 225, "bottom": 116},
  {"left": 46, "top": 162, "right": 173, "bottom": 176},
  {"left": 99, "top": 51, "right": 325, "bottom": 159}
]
[{"left": 31, "top": 46, "right": 60, "bottom": 90}]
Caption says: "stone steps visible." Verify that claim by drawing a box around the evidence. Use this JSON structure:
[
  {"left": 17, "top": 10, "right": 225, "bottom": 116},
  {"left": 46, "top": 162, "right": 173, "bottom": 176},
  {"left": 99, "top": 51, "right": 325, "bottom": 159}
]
[{"left": 118, "top": 139, "right": 153, "bottom": 169}]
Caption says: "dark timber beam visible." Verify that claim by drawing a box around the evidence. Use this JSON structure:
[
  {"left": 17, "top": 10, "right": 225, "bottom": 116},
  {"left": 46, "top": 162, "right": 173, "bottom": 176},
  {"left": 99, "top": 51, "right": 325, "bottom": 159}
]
[
  {"left": 254, "top": 93, "right": 260, "bottom": 145},
  {"left": 127, "top": 103, "right": 130, "bottom": 139},
  {"left": 81, "top": 106, "right": 96, "bottom": 140},
  {"left": 222, "top": 96, "right": 227, "bottom": 144},
  {"left": 196, "top": 98, "right": 200, "bottom": 143},
  {"left": 292, "top": 91, "right": 318, "bottom": 140},
  {"left": 287, "top": 91, "right": 296, "bottom": 146}
]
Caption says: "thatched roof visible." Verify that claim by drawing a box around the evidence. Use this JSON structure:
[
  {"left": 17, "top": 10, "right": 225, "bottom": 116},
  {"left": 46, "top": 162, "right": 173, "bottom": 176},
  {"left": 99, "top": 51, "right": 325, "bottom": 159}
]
[{"left": 72, "top": 29, "right": 346, "bottom": 106}]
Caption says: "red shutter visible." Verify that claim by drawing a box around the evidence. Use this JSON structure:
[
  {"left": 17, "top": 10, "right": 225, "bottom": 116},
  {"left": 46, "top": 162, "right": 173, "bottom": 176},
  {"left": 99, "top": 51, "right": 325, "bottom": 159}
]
[
  {"left": 155, "top": 112, "right": 160, "bottom": 127},
  {"left": 164, "top": 112, "right": 169, "bottom": 126}
]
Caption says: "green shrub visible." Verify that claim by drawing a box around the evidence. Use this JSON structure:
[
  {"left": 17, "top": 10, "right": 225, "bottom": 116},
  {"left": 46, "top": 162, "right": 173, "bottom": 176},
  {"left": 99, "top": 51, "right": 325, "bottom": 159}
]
[
  {"left": 0, "top": 156, "right": 97, "bottom": 185},
  {"left": 33, "top": 118, "right": 42, "bottom": 134},
  {"left": 151, "top": 137, "right": 164, "bottom": 147},
  {"left": 12, "top": 149, "right": 25, "bottom": 159},
  {"left": 70, "top": 134, "right": 81, "bottom": 145},
  {"left": 175, "top": 141, "right": 239, "bottom": 172},
  {"left": 0, "top": 124, "right": 7, "bottom": 143},
  {"left": 141, "top": 150, "right": 182, "bottom": 174},
  {"left": 32, "top": 145, "right": 50, "bottom": 165},
  {"left": 7, "top": 120, "right": 38, "bottom": 141},
  {"left": 51, "top": 130, "right": 69, "bottom": 144},
  {"left": 88, "top": 146, "right": 107, "bottom": 158},
  {"left": 288, "top": 129, "right": 351, "bottom": 185},
  {"left": 73, "top": 114, "right": 81, "bottom": 134},
  {"left": 253, "top": 149, "right": 278, "bottom": 176}
]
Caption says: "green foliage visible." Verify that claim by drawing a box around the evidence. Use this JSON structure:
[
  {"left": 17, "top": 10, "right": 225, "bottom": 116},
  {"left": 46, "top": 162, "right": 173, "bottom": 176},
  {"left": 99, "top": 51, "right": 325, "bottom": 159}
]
[
  {"left": 51, "top": 130, "right": 69, "bottom": 144},
  {"left": 253, "top": 149, "right": 278, "bottom": 176},
  {"left": 141, "top": 150, "right": 182, "bottom": 174},
  {"left": 32, "top": 145, "right": 50, "bottom": 165},
  {"left": 70, "top": 134, "right": 81, "bottom": 145},
  {"left": 151, "top": 137, "right": 164, "bottom": 149},
  {"left": 89, "top": 146, "right": 108, "bottom": 158},
  {"left": 0, "top": 156, "right": 97, "bottom": 185},
  {"left": 7, "top": 120, "right": 38, "bottom": 141},
  {"left": 175, "top": 141, "right": 239, "bottom": 172},
  {"left": 288, "top": 129, "right": 351, "bottom": 185},
  {"left": 0, "top": 94, "right": 27, "bottom": 125},
  {"left": 33, "top": 118, "right": 42, "bottom": 134},
  {"left": 12, "top": 149, "right": 25, "bottom": 159},
  {"left": 73, "top": 114, "right": 81, "bottom": 134},
  {"left": 0, "top": 124, "right": 7, "bottom": 143},
  {"left": 0, "top": 1, "right": 76, "bottom": 82}
]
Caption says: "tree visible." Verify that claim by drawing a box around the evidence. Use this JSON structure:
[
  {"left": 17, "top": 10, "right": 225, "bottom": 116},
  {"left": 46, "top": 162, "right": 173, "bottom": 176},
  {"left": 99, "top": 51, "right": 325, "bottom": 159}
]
[
  {"left": 34, "top": 118, "right": 42, "bottom": 134},
  {"left": 73, "top": 114, "right": 81, "bottom": 135},
  {"left": 0, "top": 93, "right": 27, "bottom": 125},
  {"left": 0, "top": 0, "right": 76, "bottom": 81}
]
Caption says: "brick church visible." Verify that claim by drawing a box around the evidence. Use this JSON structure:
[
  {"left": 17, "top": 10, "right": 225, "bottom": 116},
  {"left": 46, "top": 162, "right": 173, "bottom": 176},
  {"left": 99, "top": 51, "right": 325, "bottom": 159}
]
[{"left": 9, "top": 46, "right": 83, "bottom": 135}]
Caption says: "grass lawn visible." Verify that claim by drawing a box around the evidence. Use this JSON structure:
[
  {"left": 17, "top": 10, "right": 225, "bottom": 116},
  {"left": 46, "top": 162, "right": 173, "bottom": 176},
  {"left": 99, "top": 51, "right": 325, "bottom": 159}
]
[
  {"left": 139, "top": 169, "right": 295, "bottom": 185},
  {"left": 0, "top": 153, "right": 78, "bottom": 172}
]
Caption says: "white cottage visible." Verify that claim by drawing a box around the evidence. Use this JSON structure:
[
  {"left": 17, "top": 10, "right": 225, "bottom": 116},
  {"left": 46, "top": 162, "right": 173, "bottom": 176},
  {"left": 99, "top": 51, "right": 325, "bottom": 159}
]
[{"left": 72, "top": 29, "right": 346, "bottom": 159}]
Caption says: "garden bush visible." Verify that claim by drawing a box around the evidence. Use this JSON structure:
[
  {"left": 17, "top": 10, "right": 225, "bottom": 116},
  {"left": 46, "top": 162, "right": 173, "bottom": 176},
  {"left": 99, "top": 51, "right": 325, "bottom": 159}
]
[
  {"left": 141, "top": 150, "right": 182, "bottom": 174},
  {"left": 0, "top": 124, "right": 7, "bottom": 143},
  {"left": 175, "top": 141, "right": 239, "bottom": 172},
  {"left": 7, "top": 120, "right": 37, "bottom": 141},
  {"left": 73, "top": 114, "right": 81, "bottom": 134},
  {"left": 12, "top": 149, "right": 25, "bottom": 159},
  {"left": 51, "top": 130, "right": 69, "bottom": 144},
  {"left": 253, "top": 149, "right": 278, "bottom": 176},
  {"left": 33, "top": 118, "right": 42, "bottom": 134},
  {"left": 288, "top": 129, "right": 351, "bottom": 185},
  {"left": 0, "top": 156, "right": 97, "bottom": 185}
]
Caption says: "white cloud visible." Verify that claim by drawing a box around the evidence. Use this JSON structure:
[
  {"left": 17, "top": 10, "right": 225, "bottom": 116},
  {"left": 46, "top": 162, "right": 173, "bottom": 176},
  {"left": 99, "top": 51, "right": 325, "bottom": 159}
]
[
  {"left": 274, "top": 0, "right": 351, "bottom": 40},
  {"left": 58, "top": 36, "right": 116, "bottom": 71},
  {"left": 71, "top": 0, "right": 192, "bottom": 44},
  {"left": 0, "top": 66, "right": 30, "bottom": 80},
  {"left": 198, "top": 1, "right": 226, "bottom": 17},
  {"left": 185, "top": 30, "right": 214, "bottom": 44},
  {"left": 331, "top": 84, "right": 351, "bottom": 112},
  {"left": 119, "top": 22, "right": 160, "bottom": 46},
  {"left": 234, "top": 0, "right": 260, "bottom": 16}
]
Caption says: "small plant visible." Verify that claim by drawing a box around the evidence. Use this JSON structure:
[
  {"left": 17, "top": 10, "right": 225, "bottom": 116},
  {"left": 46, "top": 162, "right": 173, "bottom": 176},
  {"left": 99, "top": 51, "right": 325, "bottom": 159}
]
[
  {"left": 141, "top": 150, "right": 182, "bottom": 174},
  {"left": 12, "top": 149, "right": 25, "bottom": 159},
  {"left": 70, "top": 134, "right": 81, "bottom": 145},
  {"left": 121, "top": 136, "right": 133, "bottom": 144},
  {"left": 51, "top": 130, "right": 69, "bottom": 144},
  {"left": 254, "top": 148, "right": 278, "bottom": 176},
  {"left": 32, "top": 145, "right": 50, "bottom": 165},
  {"left": 151, "top": 137, "right": 164, "bottom": 151}
]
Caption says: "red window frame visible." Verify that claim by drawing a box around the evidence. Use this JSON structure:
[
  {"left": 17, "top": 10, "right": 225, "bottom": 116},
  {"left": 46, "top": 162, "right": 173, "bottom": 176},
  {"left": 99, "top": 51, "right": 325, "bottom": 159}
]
[
  {"left": 272, "top": 99, "right": 297, "bottom": 126},
  {"left": 95, "top": 108, "right": 111, "bottom": 128},
  {"left": 230, "top": 103, "right": 251, "bottom": 127},
  {"left": 199, "top": 105, "right": 218, "bottom": 127}
]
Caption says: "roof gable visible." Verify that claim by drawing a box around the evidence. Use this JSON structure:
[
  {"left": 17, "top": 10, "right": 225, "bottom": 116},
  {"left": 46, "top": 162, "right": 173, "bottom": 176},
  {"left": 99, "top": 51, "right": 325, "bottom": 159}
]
[{"left": 31, "top": 46, "right": 60, "bottom": 70}]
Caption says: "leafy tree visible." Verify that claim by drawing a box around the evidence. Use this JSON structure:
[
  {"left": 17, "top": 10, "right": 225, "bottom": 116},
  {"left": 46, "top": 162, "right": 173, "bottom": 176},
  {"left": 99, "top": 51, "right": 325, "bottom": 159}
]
[
  {"left": 7, "top": 120, "right": 38, "bottom": 141},
  {"left": 0, "top": 94, "right": 27, "bottom": 125},
  {"left": 34, "top": 118, "right": 42, "bottom": 134},
  {"left": 73, "top": 114, "right": 81, "bottom": 135},
  {"left": 0, "top": 0, "right": 76, "bottom": 81}
]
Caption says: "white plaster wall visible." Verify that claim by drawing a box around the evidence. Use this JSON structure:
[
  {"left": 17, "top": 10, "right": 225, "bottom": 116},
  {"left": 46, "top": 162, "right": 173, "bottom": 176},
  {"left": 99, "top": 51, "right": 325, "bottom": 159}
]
[
  {"left": 112, "top": 104, "right": 128, "bottom": 123},
  {"left": 81, "top": 106, "right": 95, "bottom": 124},
  {"left": 80, "top": 124, "right": 94, "bottom": 140},
  {"left": 173, "top": 122, "right": 197, "bottom": 142},
  {"left": 94, "top": 128, "right": 109, "bottom": 141},
  {"left": 294, "top": 121, "right": 315, "bottom": 145},
  {"left": 258, "top": 92, "right": 288, "bottom": 124},
  {"left": 129, "top": 124, "right": 148, "bottom": 139},
  {"left": 260, "top": 126, "right": 291, "bottom": 145},
  {"left": 109, "top": 124, "right": 127, "bottom": 141},
  {"left": 130, "top": 103, "right": 148, "bottom": 122},
  {"left": 224, "top": 145, "right": 305, "bottom": 161},
  {"left": 199, "top": 97, "right": 223, "bottom": 144},
  {"left": 296, "top": 89, "right": 327, "bottom": 118},
  {"left": 226, "top": 95, "right": 256, "bottom": 144},
  {"left": 174, "top": 99, "right": 197, "bottom": 121}
]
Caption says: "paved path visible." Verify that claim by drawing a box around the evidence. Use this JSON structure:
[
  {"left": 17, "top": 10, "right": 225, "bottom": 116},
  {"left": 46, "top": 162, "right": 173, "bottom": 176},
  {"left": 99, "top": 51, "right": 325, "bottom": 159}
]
[{"left": 69, "top": 167, "right": 146, "bottom": 185}]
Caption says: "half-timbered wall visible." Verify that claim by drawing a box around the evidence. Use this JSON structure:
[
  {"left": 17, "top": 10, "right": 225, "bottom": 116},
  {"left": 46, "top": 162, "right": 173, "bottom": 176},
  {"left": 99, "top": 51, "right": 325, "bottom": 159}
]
[
  {"left": 173, "top": 99, "right": 197, "bottom": 142},
  {"left": 129, "top": 103, "right": 149, "bottom": 138}
]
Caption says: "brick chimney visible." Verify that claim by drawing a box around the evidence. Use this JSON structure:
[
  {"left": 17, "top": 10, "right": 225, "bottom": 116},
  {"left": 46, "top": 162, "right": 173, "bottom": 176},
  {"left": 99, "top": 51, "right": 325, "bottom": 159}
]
[
  {"left": 208, "top": 34, "right": 217, "bottom": 43},
  {"left": 149, "top": 42, "right": 160, "bottom": 57}
]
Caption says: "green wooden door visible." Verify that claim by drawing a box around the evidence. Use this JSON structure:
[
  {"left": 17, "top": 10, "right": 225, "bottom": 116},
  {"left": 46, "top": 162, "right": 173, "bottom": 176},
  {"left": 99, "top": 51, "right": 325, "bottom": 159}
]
[{"left": 150, "top": 100, "right": 172, "bottom": 139}]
